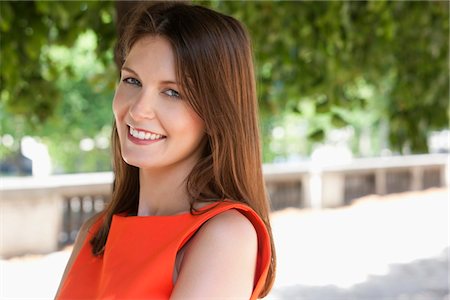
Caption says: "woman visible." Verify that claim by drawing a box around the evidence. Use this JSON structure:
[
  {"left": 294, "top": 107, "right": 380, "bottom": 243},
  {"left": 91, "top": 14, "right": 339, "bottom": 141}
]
[{"left": 56, "top": 2, "right": 276, "bottom": 299}]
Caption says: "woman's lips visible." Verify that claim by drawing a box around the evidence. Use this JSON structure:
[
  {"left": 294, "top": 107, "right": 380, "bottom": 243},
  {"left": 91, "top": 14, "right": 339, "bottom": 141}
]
[{"left": 127, "top": 125, "right": 166, "bottom": 145}]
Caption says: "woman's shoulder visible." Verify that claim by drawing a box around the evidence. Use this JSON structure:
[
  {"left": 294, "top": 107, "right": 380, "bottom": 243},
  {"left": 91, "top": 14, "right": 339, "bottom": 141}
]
[
  {"left": 190, "top": 208, "right": 258, "bottom": 271},
  {"left": 171, "top": 207, "right": 258, "bottom": 298},
  {"left": 194, "top": 200, "right": 264, "bottom": 245},
  {"left": 202, "top": 208, "right": 257, "bottom": 240},
  {"left": 64, "top": 212, "right": 104, "bottom": 270},
  {"left": 55, "top": 211, "right": 105, "bottom": 297},
  {"left": 81, "top": 212, "right": 104, "bottom": 233},
  {"left": 188, "top": 200, "right": 259, "bottom": 250},
  {"left": 70, "top": 212, "right": 104, "bottom": 256}
]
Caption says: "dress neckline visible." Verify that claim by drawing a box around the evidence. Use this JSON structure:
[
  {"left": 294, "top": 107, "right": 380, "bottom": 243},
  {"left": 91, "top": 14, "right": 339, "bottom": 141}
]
[{"left": 113, "top": 201, "right": 222, "bottom": 219}]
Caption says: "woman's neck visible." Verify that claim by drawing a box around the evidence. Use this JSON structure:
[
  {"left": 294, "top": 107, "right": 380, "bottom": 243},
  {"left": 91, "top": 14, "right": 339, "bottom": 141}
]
[{"left": 137, "top": 165, "right": 192, "bottom": 216}]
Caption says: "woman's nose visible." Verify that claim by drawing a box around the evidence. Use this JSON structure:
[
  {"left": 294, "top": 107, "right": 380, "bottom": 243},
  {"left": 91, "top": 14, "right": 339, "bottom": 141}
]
[{"left": 128, "top": 90, "right": 157, "bottom": 121}]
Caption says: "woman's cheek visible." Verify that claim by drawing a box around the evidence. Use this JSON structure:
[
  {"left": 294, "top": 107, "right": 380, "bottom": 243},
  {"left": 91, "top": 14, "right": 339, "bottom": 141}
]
[
  {"left": 113, "top": 86, "right": 132, "bottom": 115},
  {"left": 164, "top": 104, "right": 189, "bottom": 127}
]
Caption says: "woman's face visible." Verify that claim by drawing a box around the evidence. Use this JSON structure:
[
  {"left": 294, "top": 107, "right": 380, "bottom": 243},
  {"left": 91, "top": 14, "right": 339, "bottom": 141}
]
[{"left": 113, "top": 36, "right": 206, "bottom": 171}]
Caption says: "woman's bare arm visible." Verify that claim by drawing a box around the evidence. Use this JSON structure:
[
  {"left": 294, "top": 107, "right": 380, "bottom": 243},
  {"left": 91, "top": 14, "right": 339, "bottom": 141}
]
[{"left": 170, "top": 210, "right": 258, "bottom": 299}]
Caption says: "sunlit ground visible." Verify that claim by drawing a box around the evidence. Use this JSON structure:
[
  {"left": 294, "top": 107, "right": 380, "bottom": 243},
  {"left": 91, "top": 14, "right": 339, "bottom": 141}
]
[
  {"left": 268, "top": 188, "right": 449, "bottom": 299},
  {"left": 1, "top": 188, "right": 448, "bottom": 299}
]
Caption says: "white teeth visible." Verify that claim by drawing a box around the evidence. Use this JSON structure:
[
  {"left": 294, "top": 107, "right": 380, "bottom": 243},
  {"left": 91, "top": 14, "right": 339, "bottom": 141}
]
[{"left": 129, "top": 126, "right": 165, "bottom": 141}]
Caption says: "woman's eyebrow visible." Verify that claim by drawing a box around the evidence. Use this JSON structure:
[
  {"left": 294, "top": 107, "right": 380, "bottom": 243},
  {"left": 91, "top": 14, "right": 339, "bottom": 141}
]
[
  {"left": 159, "top": 80, "right": 179, "bottom": 85},
  {"left": 121, "top": 66, "right": 179, "bottom": 85},
  {"left": 121, "top": 66, "right": 139, "bottom": 76}
]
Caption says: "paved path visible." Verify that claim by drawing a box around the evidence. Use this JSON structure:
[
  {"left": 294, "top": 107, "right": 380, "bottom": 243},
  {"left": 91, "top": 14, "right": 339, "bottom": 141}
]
[
  {"left": 267, "top": 188, "right": 449, "bottom": 300},
  {"left": 269, "top": 248, "right": 449, "bottom": 300}
]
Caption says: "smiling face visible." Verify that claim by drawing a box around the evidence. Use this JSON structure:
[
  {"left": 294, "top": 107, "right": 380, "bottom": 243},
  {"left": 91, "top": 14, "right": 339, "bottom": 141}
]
[{"left": 113, "top": 36, "right": 206, "bottom": 171}]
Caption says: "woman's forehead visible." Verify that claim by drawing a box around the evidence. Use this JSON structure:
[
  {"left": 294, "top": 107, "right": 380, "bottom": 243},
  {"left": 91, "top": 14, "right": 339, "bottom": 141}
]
[{"left": 124, "top": 36, "right": 177, "bottom": 80}]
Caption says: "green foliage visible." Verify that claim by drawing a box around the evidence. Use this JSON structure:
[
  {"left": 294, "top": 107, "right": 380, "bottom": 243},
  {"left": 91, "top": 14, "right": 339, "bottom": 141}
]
[
  {"left": 39, "top": 31, "right": 115, "bottom": 172},
  {"left": 1, "top": 1, "right": 448, "bottom": 172},
  {"left": 0, "top": 1, "right": 115, "bottom": 128},
  {"left": 199, "top": 0, "right": 449, "bottom": 157},
  {"left": 0, "top": 1, "right": 116, "bottom": 172}
]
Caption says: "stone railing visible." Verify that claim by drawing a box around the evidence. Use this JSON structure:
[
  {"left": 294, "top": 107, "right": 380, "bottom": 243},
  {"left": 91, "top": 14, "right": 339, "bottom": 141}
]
[
  {"left": 264, "top": 153, "right": 448, "bottom": 209},
  {"left": 1, "top": 173, "right": 112, "bottom": 258},
  {"left": 1, "top": 154, "right": 448, "bottom": 258}
]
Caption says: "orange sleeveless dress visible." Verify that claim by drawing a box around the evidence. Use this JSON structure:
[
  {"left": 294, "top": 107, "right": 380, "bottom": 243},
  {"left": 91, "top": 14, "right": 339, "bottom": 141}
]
[{"left": 57, "top": 201, "right": 271, "bottom": 299}]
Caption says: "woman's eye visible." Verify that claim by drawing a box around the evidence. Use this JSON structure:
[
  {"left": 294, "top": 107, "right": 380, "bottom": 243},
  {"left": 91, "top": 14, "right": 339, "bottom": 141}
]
[
  {"left": 164, "top": 89, "right": 180, "bottom": 98},
  {"left": 123, "top": 77, "right": 142, "bottom": 87}
]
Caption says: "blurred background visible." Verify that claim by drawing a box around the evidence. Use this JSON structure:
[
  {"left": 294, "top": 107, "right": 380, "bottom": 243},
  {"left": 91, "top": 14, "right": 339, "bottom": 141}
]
[{"left": 0, "top": 1, "right": 448, "bottom": 299}]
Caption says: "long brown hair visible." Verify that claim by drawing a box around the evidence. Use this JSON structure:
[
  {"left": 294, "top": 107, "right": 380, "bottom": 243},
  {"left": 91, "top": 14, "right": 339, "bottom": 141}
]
[{"left": 90, "top": 2, "right": 276, "bottom": 296}]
